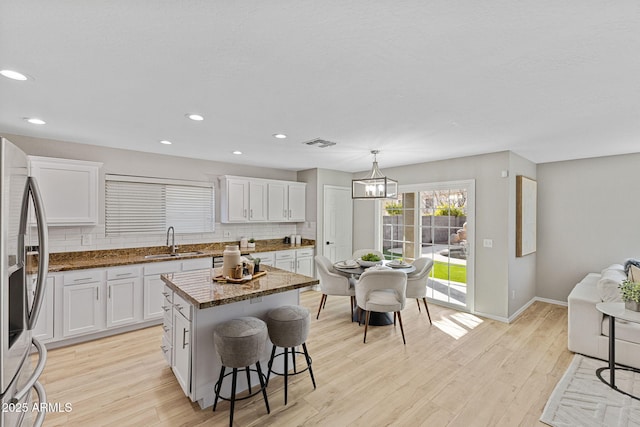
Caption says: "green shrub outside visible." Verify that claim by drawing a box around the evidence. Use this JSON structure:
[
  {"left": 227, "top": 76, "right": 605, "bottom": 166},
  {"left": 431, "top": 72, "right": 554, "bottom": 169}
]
[{"left": 434, "top": 205, "right": 465, "bottom": 217}]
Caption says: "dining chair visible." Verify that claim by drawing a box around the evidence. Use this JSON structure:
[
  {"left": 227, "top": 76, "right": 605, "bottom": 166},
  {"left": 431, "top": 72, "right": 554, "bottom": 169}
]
[
  {"left": 314, "top": 255, "right": 356, "bottom": 321},
  {"left": 352, "top": 249, "right": 384, "bottom": 260},
  {"left": 355, "top": 269, "right": 407, "bottom": 344},
  {"left": 406, "top": 257, "right": 434, "bottom": 324}
]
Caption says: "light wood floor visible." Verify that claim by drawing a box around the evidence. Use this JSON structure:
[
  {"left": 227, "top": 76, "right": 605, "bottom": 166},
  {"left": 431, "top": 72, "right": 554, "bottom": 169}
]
[{"left": 39, "top": 291, "right": 572, "bottom": 426}]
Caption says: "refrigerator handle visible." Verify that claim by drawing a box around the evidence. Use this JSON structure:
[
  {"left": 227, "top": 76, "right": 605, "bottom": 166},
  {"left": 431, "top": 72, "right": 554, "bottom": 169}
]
[
  {"left": 32, "top": 381, "right": 47, "bottom": 427},
  {"left": 11, "top": 337, "right": 48, "bottom": 404},
  {"left": 27, "top": 177, "right": 49, "bottom": 330}
]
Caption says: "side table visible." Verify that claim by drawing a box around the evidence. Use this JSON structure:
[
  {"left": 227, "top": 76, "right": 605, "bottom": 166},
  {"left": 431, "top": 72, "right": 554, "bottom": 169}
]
[{"left": 595, "top": 302, "right": 640, "bottom": 401}]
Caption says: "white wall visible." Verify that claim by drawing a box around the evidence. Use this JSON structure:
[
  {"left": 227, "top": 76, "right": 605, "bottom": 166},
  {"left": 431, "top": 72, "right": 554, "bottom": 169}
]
[
  {"left": 507, "top": 152, "right": 537, "bottom": 316},
  {"left": 297, "top": 168, "right": 352, "bottom": 258},
  {"left": 7, "top": 133, "right": 300, "bottom": 252},
  {"left": 536, "top": 152, "right": 640, "bottom": 302},
  {"left": 353, "top": 151, "right": 513, "bottom": 319}
]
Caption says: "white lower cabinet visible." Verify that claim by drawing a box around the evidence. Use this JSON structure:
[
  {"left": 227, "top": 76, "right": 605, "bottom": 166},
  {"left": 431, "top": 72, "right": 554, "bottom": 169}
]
[
  {"left": 172, "top": 308, "right": 192, "bottom": 396},
  {"left": 295, "top": 248, "right": 314, "bottom": 277},
  {"left": 62, "top": 281, "right": 103, "bottom": 338},
  {"left": 143, "top": 261, "right": 181, "bottom": 321},
  {"left": 28, "top": 274, "right": 56, "bottom": 342},
  {"left": 274, "top": 248, "right": 315, "bottom": 276},
  {"left": 106, "top": 276, "right": 142, "bottom": 328},
  {"left": 275, "top": 250, "right": 296, "bottom": 272}
]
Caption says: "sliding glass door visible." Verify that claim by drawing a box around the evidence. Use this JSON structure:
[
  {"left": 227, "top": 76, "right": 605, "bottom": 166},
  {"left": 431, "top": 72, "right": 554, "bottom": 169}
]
[{"left": 380, "top": 180, "right": 474, "bottom": 311}]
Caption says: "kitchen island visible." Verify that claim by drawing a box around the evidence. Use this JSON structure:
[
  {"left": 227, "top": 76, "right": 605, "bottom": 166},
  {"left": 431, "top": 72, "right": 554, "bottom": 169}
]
[{"left": 161, "top": 265, "right": 318, "bottom": 409}]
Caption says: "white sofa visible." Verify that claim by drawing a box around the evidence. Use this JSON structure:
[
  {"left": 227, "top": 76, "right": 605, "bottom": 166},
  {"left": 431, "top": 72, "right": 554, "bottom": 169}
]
[{"left": 568, "top": 264, "right": 640, "bottom": 369}]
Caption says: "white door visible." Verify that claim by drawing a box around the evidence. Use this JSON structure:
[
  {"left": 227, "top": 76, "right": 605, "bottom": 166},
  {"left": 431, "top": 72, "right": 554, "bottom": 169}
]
[{"left": 323, "top": 186, "right": 352, "bottom": 262}]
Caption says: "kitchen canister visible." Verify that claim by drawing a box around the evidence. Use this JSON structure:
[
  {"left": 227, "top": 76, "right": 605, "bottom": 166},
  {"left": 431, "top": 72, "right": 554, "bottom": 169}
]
[
  {"left": 240, "top": 236, "right": 248, "bottom": 248},
  {"left": 222, "top": 245, "right": 241, "bottom": 278},
  {"left": 295, "top": 235, "right": 301, "bottom": 245},
  {"left": 290, "top": 234, "right": 296, "bottom": 246}
]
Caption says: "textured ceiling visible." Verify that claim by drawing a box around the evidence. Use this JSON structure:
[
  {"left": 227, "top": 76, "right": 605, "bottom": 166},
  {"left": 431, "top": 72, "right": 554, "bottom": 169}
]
[{"left": 1, "top": 1, "right": 639, "bottom": 172}]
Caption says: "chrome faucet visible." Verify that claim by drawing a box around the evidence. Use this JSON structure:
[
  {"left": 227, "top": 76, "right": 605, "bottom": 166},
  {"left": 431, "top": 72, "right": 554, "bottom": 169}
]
[{"left": 166, "top": 226, "right": 178, "bottom": 254}]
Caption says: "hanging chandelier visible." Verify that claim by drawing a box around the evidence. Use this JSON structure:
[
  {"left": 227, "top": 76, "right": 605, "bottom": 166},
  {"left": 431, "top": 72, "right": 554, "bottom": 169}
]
[{"left": 352, "top": 150, "right": 398, "bottom": 199}]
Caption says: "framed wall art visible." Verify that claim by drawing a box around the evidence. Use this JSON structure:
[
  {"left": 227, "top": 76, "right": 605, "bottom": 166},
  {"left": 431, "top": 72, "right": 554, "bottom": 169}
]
[{"left": 516, "top": 175, "right": 537, "bottom": 257}]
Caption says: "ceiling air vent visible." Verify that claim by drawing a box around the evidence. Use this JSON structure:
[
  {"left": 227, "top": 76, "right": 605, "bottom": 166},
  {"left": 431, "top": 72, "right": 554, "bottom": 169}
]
[{"left": 303, "top": 138, "right": 337, "bottom": 148}]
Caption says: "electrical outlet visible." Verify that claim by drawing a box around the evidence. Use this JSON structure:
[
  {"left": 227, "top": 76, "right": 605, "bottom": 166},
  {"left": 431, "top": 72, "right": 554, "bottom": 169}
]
[
  {"left": 511, "top": 290, "right": 516, "bottom": 300},
  {"left": 483, "top": 239, "right": 493, "bottom": 248},
  {"left": 81, "top": 234, "right": 93, "bottom": 246},
  {"left": 223, "top": 231, "right": 231, "bottom": 238}
]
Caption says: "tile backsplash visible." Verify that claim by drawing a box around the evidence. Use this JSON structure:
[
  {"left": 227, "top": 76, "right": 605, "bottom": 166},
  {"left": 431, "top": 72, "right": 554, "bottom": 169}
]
[{"left": 35, "top": 222, "right": 317, "bottom": 253}]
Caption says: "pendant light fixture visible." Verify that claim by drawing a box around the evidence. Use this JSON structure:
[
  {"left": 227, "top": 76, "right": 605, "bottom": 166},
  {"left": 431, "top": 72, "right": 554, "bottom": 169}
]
[{"left": 352, "top": 150, "right": 398, "bottom": 199}]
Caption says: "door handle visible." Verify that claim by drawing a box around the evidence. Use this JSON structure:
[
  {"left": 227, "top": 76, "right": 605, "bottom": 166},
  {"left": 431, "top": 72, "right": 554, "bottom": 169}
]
[
  {"left": 182, "top": 328, "right": 189, "bottom": 349},
  {"left": 326, "top": 241, "right": 335, "bottom": 245}
]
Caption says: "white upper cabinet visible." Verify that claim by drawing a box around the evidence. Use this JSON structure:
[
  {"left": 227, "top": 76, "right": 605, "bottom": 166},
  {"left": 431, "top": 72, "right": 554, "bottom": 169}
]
[
  {"left": 248, "top": 180, "right": 268, "bottom": 221},
  {"left": 220, "top": 177, "right": 249, "bottom": 222},
  {"left": 287, "top": 182, "right": 306, "bottom": 222},
  {"left": 29, "top": 156, "right": 102, "bottom": 226},
  {"left": 267, "top": 181, "right": 306, "bottom": 222},
  {"left": 220, "top": 176, "right": 305, "bottom": 223}
]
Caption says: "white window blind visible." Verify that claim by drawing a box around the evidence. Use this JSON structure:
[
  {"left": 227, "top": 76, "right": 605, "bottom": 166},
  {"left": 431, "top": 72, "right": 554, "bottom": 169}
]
[{"left": 105, "top": 175, "right": 214, "bottom": 235}]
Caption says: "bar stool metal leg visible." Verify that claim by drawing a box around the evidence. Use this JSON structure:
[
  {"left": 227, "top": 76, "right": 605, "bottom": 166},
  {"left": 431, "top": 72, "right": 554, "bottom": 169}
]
[
  {"left": 284, "top": 347, "right": 289, "bottom": 405},
  {"left": 229, "top": 368, "right": 238, "bottom": 427},
  {"left": 256, "top": 361, "right": 270, "bottom": 414},
  {"left": 213, "top": 366, "right": 226, "bottom": 411},
  {"left": 302, "top": 343, "right": 316, "bottom": 389}
]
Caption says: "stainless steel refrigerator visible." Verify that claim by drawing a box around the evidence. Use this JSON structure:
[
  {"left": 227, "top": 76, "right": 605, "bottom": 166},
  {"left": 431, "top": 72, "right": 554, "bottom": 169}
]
[{"left": 0, "top": 137, "right": 48, "bottom": 427}]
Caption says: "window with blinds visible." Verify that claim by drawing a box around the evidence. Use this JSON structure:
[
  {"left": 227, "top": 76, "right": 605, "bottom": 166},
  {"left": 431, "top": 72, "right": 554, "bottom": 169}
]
[{"left": 105, "top": 175, "right": 214, "bottom": 235}]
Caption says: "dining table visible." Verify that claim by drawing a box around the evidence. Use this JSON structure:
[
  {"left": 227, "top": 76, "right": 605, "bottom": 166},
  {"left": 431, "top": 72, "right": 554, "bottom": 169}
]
[{"left": 333, "top": 259, "right": 416, "bottom": 326}]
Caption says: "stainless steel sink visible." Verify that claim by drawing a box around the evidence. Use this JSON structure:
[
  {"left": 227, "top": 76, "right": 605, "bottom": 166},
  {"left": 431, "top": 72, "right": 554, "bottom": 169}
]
[{"left": 144, "top": 251, "right": 205, "bottom": 260}]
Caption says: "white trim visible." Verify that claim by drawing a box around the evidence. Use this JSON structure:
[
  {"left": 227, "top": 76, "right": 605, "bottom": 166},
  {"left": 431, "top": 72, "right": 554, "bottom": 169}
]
[
  {"left": 535, "top": 296, "right": 567, "bottom": 307},
  {"left": 106, "top": 173, "right": 212, "bottom": 188}
]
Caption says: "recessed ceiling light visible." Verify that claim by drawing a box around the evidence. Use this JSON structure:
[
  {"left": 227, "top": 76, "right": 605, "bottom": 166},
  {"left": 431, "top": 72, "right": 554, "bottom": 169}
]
[
  {"left": 186, "top": 113, "right": 204, "bottom": 121},
  {"left": 273, "top": 133, "right": 287, "bottom": 139},
  {"left": 1, "top": 69, "right": 28, "bottom": 81},
  {"left": 25, "top": 118, "right": 45, "bottom": 125},
  {"left": 232, "top": 150, "right": 242, "bottom": 155},
  {"left": 160, "top": 140, "right": 172, "bottom": 145}
]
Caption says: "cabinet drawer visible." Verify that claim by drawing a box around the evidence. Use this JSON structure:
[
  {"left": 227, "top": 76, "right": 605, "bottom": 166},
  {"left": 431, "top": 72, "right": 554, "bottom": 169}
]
[
  {"left": 181, "top": 258, "right": 211, "bottom": 271},
  {"left": 144, "top": 260, "right": 181, "bottom": 276},
  {"left": 276, "top": 250, "right": 295, "bottom": 260},
  {"left": 161, "top": 335, "right": 173, "bottom": 365},
  {"left": 162, "top": 321, "right": 173, "bottom": 341},
  {"left": 64, "top": 269, "right": 103, "bottom": 285},
  {"left": 296, "top": 248, "right": 314, "bottom": 258},
  {"left": 173, "top": 293, "right": 192, "bottom": 321},
  {"left": 107, "top": 265, "right": 141, "bottom": 280},
  {"left": 162, "top": 285, "right": 173, "bottom": 304}
]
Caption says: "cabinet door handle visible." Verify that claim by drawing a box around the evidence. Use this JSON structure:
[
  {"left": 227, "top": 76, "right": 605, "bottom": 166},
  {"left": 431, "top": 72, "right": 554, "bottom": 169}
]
[
  {"left": 175, "top": 304, "right": 182, "bottom": 312},
  {"left": 289, "top": 209, "right": 292, "bottom": 218},
  {"left": 182, "top": 328, "right": 189, "bottom": 349},
  {"left": 74, "top": 277, "right": 93, "bottom": 283},
  {"left": 162, "top": 305, "right": 170, "bottom": 312},
  {"left": 162, "top": 292, "right": 170, "bottom": 298},
  {"left": 108, "top": 286, "right": 111, "bottom": 299},
  {"left": 283, "top": 209, "right": 286, "bottom": 218},
  {"left": 160, "top": 345, "right": 168, "bottom": 353},
  {"left": 250, "top": 209, "right": 253, "bottom": 219},
  {"left": 162, "top": 325, "right": 170, "bottom": 332},
  {"left": 115, "top": 273, "right": 131, "bottom": 277},
  {"left": 243, "top": 209, "right": 247, "bottom": 218},
  {"left": 96, "top": 287, "right": 99, "bottom": 300}
]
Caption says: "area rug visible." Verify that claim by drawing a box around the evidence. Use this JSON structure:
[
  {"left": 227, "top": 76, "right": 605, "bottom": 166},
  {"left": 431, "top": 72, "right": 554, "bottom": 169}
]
[{"left": 541, "top": 354, "right": 640, "bottom": 426}]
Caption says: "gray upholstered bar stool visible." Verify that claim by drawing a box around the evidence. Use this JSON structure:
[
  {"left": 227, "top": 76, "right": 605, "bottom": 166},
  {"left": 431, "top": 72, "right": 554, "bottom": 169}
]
[
  {"left": 266, "top": 305, "right": 316, "bottom": 405},
  {"left": 213, "top": 317, "right": 270, "bottom": 427}
]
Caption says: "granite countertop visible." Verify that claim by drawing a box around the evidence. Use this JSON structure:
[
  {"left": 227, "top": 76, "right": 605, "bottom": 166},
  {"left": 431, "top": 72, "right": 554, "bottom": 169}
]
[
  {"left": 160, "top": 265, "right": 319, "bottom": 309},
  {"left": 42, "top": 239, "right": 315, "bottom": 272}
]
